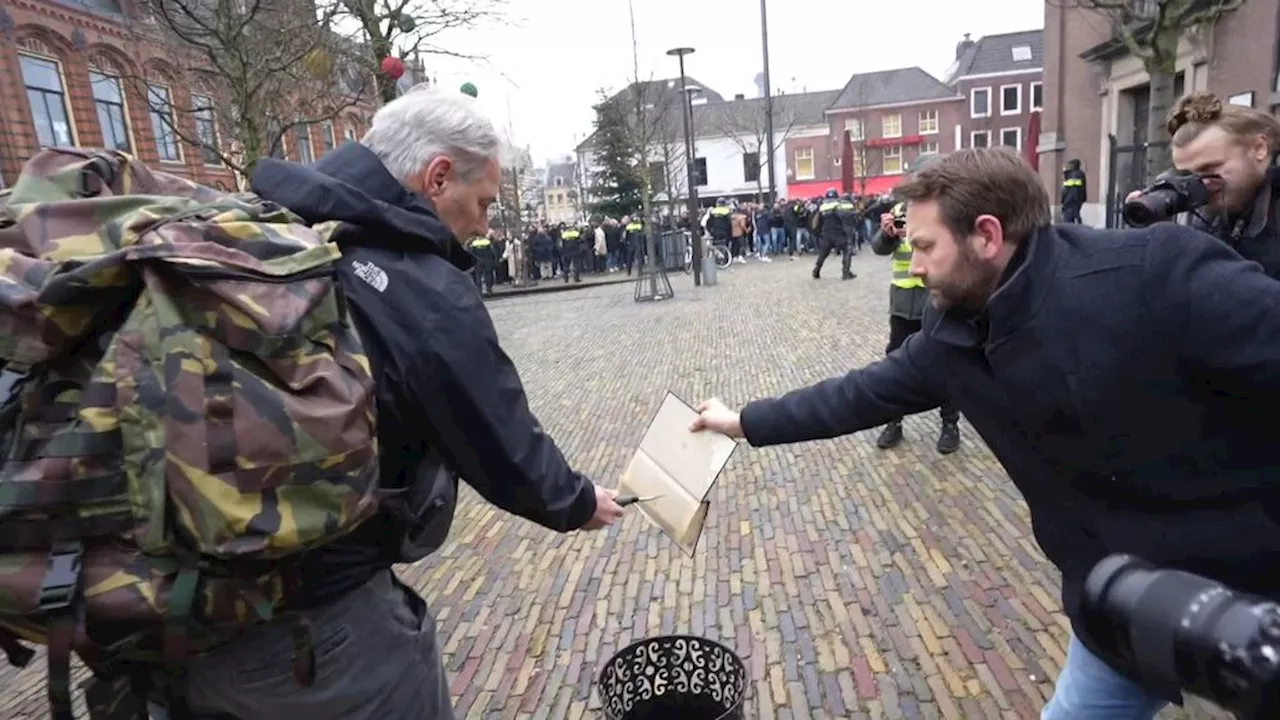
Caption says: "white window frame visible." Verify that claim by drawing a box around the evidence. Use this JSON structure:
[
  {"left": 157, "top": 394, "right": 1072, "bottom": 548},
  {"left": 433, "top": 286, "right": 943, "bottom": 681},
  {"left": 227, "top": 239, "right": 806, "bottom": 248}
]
[
  {"left": 20, "top": 52, "right": 79, "bottom": 149},
  {"left": 1000, "top": 83, "right": 1022, "bottom": 116},
  {"left": 190, "top": 93, "right": 222, "bottom": 167},
  {"left": 881, "top": 113, "right": 902, "bottom": 138},
  {"left": 1000, "top": 127, "right": 1022, "bottom": 150},
  {"left": 917, "top": 109, "right": 938, "bottom": 135},
  {"left": 296, "top": 124, "right": 314, "bottom": 164},
  {"left": 794, "top": 147, "right": 815, "bottom": 180},
  {"left": 147, "top": 83, "right": 183, "bottom": 164},
  {"left": 89, "top": 69, "right": 132, "bottom": 153},
  {"left": 1030, "top": 81, "right": 1043, "bottom": 111},
  {"left": 970, "top": 87, "right": 991, "bottom": 118},
  {"left": 882, "top": 145, "right": 903, "bottom": 175},
  {"left": 1011, "top": 44, "right": 1033, "bottom": 62},
  {"left": 320, "top": 119, "right": 336, "bottom": 152},
  {"left": 843, "top": 117, "right": 863, "bottom": 141},
  {"left": 920, "top": 140, "right": 939, "bottom": 156},
  {"left": 970, "top": 130, "right": 991, "bottom": 149}
]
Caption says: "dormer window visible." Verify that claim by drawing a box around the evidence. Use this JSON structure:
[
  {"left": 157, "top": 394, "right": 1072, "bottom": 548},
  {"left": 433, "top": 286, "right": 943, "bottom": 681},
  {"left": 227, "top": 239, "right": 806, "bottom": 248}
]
[{"left": 1011, "top": 45, "right": 1032, "bottom": 62}]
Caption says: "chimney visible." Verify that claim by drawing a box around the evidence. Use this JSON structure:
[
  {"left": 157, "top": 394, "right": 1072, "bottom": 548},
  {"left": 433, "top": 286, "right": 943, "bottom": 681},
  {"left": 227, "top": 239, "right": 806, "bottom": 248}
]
[
  {"left": 734, "top": 93, "right": 745, "bottom": 100},
  {"left": 955, "top": 32, "right": 975, "bottom": 60}
]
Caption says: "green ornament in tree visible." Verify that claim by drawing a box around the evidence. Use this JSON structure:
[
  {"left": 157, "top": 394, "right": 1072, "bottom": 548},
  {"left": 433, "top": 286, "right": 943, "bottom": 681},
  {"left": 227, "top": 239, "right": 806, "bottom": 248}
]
[
  {"left": 460, "top": 82, "right": 478, "bottom": 98},
  {"left": 395, "top": 12, "right": 415, "bottom": 32}
]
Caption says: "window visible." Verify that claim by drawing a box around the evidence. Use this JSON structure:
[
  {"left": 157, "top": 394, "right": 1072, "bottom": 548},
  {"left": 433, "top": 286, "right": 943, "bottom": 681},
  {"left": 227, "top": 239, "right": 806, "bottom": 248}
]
[
  {"left": 692, "top": 157, "right": 708, "bottom": 186},
  {"left": 844, "top": 118, "right": 863, "bottom": 141},
  {"left": 343, "top": 127, "right": 356, "bottom": 142},
  {"left": 743, "top": 151, "right": 760, "bottom": 183},
  {"left": 793, "top": 147, "right": 814, "bottom": 180},
  {"left": 882, "top": 113, "right": 902, "bottom": 138},
  {"left": 971, "top": 87, "right": 991, "bottom": 118},
  {"left": 852, "top": 148, "right": 866, "bottom": 177},
  {"left": 89, "top": 71, "right": 130, "bottom": 152},
  {"left": 1000, "top": 84, "right": 1022, "bottom": 115},
  {"left": 971, "top": 130, "right": 990, "bottom": 149},
  {"left": 191, "top": 94, "right": 220, "bottom": 165},
  {"left": 918, "top": 109, "right": 938, "bottom": 135},
  {"left": 648, "top": 161, "right": 666, "bottom": 193},
  {"left": 321, "top": 120, "right": 335, "bottom": 152},
  {"left": 1000, "top": 127, "right": 1021, "bottom": 150},
  {"left": 296, "top": 125, "right": 314, "bottom": 164},
  {"left": 883, "top": 146, "right": 903, "bottom": 174},
  {"left": 1011, "top": 45, "right": 1033, "bottom": 62},
  {"left": 1030, "top": 81, "right": 1043, "bottom": 111},
  {"left": 267, "top": 120, "right": 286, "bottom": 159},
  {"left": 147, "top": 84, "right": 181, "bottom": 162},
  {"left": 20, "top": 54, "right": 74, "bottom": 148},
  {"left": 553, "top": 177, "right": 563, "bottom": 187},
  {"left": 920, "top": 141, "right": 939, "bottom": 156}
]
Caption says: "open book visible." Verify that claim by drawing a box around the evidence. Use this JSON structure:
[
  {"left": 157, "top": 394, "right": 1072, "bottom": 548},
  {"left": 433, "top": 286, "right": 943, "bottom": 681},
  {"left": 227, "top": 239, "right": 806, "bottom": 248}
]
[{"left": 618, "top": 392, "right": 739, "bottom": 555}]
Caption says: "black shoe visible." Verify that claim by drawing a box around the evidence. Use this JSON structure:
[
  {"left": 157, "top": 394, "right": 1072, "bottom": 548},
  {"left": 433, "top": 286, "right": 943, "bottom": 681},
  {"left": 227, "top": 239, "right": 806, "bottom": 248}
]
[
  {"left": 876, "top": 422, "right": 903, "bottom": 449},
  {"left": 936, "top": 422, "right": 960, "bottom": 454},
  {"left": 842, "top": 272, "right": 855, "bottom": 280},
  {"left": 812, "top": 268, "right": 821, "bottom": 279}
]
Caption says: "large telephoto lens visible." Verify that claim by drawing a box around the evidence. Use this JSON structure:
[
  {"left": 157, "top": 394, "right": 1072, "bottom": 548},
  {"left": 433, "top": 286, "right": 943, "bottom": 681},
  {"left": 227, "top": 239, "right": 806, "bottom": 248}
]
[
  {"left": 1122, "top": 189, "right": 1178, "bottom": 228},
  {"left": 1083, "top": 554, "right": 1280, "bottom": 719}
]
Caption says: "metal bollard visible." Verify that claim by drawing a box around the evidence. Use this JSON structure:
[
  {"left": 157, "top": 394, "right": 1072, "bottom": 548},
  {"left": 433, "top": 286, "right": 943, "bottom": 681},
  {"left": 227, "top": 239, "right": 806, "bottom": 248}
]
[{"left": 702, "top": 253, "right": 717, "bottom": 286}]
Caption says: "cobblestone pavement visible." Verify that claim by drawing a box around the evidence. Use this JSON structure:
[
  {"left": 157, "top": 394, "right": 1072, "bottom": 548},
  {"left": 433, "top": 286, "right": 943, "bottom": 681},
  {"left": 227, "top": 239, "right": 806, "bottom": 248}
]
[{"left": 2, "top": 253, "right": 1211, "bottom": 719}]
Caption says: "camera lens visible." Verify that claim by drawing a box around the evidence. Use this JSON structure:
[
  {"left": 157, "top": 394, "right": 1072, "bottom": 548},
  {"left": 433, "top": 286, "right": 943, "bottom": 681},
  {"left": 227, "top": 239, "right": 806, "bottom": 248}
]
[
  {"left": 1122, "top": 190, "right": 1176, "bottom": 228},
  {"left": 1084, "top": 554, "right": 1280, "bottom": 717}
]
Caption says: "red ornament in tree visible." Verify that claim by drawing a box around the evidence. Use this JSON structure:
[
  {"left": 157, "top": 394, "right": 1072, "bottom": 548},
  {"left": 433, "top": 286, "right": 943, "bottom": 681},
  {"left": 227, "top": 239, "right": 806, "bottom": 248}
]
[{"left": 380, "top": 56, "right": 406, "bottom": 81}]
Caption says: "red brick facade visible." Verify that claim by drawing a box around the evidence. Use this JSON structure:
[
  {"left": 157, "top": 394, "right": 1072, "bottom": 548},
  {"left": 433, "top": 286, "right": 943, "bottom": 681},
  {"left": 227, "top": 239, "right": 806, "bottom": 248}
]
[
  {"left": 953, "top": 72, "right": 1043, "bottom": 153},
  {"left": 0, "top": 0, "right": 373, "bottom": 189}
]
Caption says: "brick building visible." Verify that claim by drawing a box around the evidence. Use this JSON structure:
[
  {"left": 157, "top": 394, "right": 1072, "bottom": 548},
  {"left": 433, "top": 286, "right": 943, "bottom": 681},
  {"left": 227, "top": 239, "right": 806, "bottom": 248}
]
[
  {"left": 0, "top": 0, "right": 374, "bottom": 189},
  {"left": 784, "top": 67, "right": 963, "bottom": 199},
  {"left": 945, "top": 30, "right": 1043, "bottom": 154},
  {"left": 1039, "top": 0, "right": 1280, "bottom": 226}
]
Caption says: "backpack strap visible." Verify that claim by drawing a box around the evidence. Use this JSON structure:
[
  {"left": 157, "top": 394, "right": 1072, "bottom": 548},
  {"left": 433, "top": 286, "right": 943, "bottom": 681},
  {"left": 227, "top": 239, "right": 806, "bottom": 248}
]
[{"left": 40, "top": 539, "right": 85, "bottom": 720}]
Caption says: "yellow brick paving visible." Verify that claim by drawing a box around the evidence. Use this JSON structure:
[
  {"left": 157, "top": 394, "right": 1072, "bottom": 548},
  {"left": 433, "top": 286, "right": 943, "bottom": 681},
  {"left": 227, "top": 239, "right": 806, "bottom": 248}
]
[{"left": 1, "top": 255, "right": 1211, "bottom": 719}]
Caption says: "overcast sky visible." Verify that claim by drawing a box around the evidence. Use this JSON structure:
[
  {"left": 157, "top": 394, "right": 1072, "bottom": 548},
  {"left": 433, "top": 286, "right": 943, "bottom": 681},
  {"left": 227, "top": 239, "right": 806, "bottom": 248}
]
[{"left": 422, "top": 0, "right": 1044, "bottom": 166}]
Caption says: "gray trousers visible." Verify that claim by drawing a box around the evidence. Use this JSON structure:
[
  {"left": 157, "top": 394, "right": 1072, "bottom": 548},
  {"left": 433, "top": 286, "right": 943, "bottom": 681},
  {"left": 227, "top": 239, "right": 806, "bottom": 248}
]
[{"left": 151, "top": 570, "right": 454, "bottom": 720}]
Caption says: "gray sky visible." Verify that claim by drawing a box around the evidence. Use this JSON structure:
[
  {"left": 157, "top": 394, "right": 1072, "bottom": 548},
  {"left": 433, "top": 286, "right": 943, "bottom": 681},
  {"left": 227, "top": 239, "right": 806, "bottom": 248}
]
[{"left": 424, "top": 0, "right": 1044, "bottom": 165}]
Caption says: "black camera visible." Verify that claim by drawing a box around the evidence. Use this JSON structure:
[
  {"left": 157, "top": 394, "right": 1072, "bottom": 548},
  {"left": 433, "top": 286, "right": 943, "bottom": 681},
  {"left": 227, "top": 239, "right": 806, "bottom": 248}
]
[
  {"left": 1122, "top": 170, "right": 1213, "bottom": 228},
  {"left": 1082, "top": 554, "right": 1280, "bottom": 719}
]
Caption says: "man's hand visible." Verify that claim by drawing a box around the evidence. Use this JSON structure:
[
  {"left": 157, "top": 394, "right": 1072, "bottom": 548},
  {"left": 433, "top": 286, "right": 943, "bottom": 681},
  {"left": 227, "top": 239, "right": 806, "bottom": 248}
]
[
  {"left": 879, "top": 213, "right": 899, "bottom": 237},
  {"left": 581, "top": 485, "right": 625, "bottom": 530},
  {"left": 689, "top": 398, "right": 744, "bottom": 439},
  {"left": 1124, "top": 189, "right": 1142, "bottom": 204}
]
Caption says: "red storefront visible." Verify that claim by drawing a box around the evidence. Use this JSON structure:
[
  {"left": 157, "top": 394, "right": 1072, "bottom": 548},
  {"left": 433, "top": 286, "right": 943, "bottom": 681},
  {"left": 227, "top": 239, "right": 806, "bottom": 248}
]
[{"left": 786, "top": 175, "right": 901, "bottom": 199}]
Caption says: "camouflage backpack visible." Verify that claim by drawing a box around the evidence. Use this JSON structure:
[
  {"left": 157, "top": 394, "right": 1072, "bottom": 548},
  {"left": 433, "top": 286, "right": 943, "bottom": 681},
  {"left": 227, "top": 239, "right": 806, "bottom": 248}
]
[{"left": 0, "top": 149, "right": 381, "bottom": 718}]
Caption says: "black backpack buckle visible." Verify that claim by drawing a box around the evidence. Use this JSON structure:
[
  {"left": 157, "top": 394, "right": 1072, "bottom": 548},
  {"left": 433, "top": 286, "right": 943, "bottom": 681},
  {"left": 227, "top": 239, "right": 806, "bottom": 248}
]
[{"left": 38, "top": 541, "right": 84, "bottom": 612}]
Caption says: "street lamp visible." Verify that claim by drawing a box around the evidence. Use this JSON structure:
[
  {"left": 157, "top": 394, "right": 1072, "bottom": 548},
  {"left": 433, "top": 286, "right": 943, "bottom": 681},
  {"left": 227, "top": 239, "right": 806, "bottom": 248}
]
[
  {"left": 667, "top": 46, "right": 704, "bottom": 286},
  {"left": 759, "top": 0, "right": 778, "bottom": 205}
]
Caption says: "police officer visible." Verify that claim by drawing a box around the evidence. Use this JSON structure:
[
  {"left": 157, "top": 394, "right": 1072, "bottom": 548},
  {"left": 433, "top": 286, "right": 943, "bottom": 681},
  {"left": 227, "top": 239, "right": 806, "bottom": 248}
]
[
  {"left": 811, "top": 189, "right": 854, "bottom": 280},
  {"left": 559, "top": 224, "right": 585, "bottom": 283},
  {"left": 624, "top": 216, "right": 645, "bottom": 275},
  {"left": 1061, "top": 159, "right": 1086, "bottom": 223},
  {"left": 706, "top": 198, "right": 733, "bottom": 252},
  {"left": 468, "top": 234, "right": 497, "bottom": 296},
  {"left": 871, "top": 200, "right": 960, "bottom": 453},
  {"left": 838, "top": 192, "right": 860, "bottom": 253}
]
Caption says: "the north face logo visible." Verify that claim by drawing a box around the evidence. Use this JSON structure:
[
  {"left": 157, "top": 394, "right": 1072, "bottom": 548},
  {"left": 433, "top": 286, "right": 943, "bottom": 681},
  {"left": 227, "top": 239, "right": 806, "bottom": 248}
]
[{"left": 351, "top": 260, "right": 389, "bottom": 292}]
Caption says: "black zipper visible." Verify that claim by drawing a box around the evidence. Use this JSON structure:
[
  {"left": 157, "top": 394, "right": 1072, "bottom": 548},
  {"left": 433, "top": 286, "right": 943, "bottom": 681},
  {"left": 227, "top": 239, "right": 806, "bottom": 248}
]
[{"left": 159, "top": 262, "right": 336, "bottom": 285}]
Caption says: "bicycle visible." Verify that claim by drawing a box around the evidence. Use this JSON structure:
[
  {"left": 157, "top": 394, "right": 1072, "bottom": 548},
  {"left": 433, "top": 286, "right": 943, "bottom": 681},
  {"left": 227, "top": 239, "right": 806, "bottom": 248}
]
[{"left": 683, "top": 233, "right": 731, "bottom": 273}]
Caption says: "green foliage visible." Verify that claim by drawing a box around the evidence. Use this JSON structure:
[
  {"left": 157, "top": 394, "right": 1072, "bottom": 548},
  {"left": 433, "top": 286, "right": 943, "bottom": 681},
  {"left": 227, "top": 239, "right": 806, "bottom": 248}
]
[{"left": 587, "top": 99, "right": 643, "bottom": 218}]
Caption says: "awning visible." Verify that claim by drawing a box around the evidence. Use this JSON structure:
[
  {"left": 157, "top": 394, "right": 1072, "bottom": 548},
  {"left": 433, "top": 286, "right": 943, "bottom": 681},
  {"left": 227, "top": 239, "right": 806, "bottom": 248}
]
[{"left": 784, "top": 175, "right": 901, "bottom": 200}]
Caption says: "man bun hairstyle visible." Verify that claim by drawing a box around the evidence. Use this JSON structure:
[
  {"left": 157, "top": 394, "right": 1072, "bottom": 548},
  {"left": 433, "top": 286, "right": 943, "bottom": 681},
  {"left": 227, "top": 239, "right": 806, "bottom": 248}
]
[{"left": 1167, "top": 91, "right": 1280, "bottom": 155}]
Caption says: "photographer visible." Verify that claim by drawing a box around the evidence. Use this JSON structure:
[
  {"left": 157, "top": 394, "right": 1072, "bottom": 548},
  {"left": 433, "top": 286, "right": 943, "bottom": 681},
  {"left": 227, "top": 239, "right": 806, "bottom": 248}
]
[{"left": 1127, "top": 92, "right": 1280, "bottom": 276}]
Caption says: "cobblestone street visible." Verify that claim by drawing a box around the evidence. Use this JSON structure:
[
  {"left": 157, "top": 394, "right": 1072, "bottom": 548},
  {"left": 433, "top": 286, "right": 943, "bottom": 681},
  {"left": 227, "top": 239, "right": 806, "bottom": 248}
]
[{"left": 2, "top": 253, "right": 1208, "bottom": 719}]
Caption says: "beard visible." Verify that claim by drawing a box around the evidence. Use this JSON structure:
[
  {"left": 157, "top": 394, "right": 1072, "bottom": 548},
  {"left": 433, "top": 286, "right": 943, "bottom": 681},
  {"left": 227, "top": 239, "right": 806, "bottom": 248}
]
[{"left": 926, "top": 248, "right": 999, "bottom": 313}]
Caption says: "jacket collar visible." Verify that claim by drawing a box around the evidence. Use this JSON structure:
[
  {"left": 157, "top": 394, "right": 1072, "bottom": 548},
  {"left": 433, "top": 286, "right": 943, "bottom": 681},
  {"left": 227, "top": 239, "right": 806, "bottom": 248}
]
[{"left": 927, "top": 225, "right": 1054, "bottom": 349}]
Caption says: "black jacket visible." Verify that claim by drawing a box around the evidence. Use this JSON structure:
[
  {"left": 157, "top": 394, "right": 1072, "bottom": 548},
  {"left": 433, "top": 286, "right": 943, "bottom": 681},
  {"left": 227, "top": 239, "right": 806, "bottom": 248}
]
[
  {"left": 739, "top": 221, "right": 1280, "bottom": 681},
  {"left": 250, "top": 144, "right": 596, "bottom": 608}
]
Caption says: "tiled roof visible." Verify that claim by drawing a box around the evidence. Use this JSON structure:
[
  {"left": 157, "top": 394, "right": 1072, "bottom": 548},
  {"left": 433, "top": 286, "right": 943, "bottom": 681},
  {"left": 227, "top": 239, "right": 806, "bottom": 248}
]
[
  {"left": 545, "top": 161, "right": 576, "bottom": 187},
  {"left": 947, "top": 30, "right": 1043, "bottom": 81},
  {"left": 828, "top": 67, "right": 959, "bottom": 111},
  {"left": 691, "top": 89, "right": 840, "bottom": 139}
]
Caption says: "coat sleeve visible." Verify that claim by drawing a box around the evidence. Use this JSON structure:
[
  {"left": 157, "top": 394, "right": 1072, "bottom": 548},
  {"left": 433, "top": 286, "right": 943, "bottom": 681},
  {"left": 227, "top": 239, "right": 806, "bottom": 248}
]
[
  {"left": 398, "top": 272, "right": 597, "bottom": 532},
  {"left": 1143, "top": 223, "right": 1280, "bottom": 395},
  {"left": 871, "top": 229, "right": 898, "bottom": 256},
  {"left": 739, "top": 331, "right": 947, "bottom": 446}
]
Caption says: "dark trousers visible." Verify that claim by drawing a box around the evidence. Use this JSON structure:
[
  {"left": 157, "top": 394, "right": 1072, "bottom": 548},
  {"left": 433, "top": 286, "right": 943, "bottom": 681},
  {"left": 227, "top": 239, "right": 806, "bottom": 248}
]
[
  {"left": 472, "top": 261, "right": 495, "bottom": 294},
  {"left": 813, "top": 236, "right": 851, "bottom": 276},
  {"left": 887, "top": 314, "right": 958, "bottom": 425},
  {"left": 562, "top": 252, "right": 581, "bottom": 281},
  {"left": 1062, "top": 204, "right": 1083, "bottom": 224}
]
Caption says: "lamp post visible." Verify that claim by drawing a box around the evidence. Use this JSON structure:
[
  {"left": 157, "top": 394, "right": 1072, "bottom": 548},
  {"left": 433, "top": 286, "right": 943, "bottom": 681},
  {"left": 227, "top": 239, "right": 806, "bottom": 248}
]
[
  {"left": 667, "top": 46, "right": 703, "bottom": 286},
  {"left": 759, "top": 0, "right": 778, "bottom": 205}
]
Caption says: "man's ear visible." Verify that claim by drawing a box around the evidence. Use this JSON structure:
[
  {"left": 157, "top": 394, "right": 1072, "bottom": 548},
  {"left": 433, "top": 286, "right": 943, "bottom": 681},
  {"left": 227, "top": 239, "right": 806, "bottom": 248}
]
[{"left": 421, "top": 156, "right": 453, "bottom": 197}]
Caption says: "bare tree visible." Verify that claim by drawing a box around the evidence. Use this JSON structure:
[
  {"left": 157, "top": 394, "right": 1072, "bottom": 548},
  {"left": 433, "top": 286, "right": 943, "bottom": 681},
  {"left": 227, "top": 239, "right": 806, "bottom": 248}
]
[
  {"left": 329, "top": 0, "right": 505, "bottom": 103},
  {"left": 649, "top": 125, "right": 687, "bottom": 218},
  {"left": 711, "top": 101, "right": 801, "bottom": 203},
  {"left": 129, "top": 0, "right": 372, "bottom": 181},
  {"left": 1054, "top": 0, "right": 1243, "bottom": 180}
]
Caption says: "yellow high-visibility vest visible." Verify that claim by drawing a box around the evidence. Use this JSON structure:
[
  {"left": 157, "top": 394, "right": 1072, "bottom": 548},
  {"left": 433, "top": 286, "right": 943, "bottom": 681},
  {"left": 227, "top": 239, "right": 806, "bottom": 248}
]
[{"left": 562, "top": 229, "right": 581, "bottom": 240}]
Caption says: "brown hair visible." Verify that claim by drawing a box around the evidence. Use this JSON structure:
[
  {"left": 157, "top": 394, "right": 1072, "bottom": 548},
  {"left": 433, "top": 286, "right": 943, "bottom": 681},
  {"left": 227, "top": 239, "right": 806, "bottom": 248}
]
[
  {"left": 1167, "top": 91, "right": 1280, "bottom": 154},
  {"left": 895, "top": 148, "right": 1050, "bottom": 245}
]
